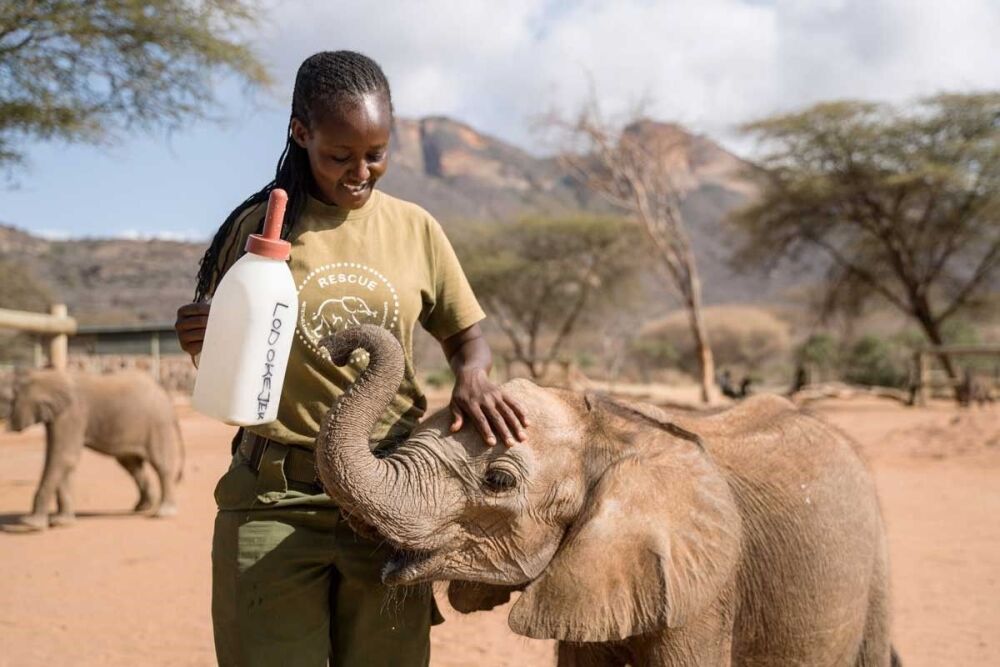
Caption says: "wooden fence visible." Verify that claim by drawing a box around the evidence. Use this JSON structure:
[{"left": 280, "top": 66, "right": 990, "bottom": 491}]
[
  {"left": 912, "top": 344, "right": 1000, "bottom": 405},
  {"left": 0, "top": 308, "right": 195, "bottom": 390},
  {"left": 0, "top": 304, "right": 76, "bottom": 370}
]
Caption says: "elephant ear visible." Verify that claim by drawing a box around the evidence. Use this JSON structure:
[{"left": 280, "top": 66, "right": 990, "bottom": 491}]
[
  {"left": 32, "top": 372, "right": 74, "bottom": 423},
  {"left": 447, "top": 581, "right": 522, "bottom": 614},
  {"left": 508, "top": 432, "right": 741, "bottom": 642}
]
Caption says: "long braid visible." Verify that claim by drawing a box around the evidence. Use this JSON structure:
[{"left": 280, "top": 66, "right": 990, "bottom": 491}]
[{"left": 193, "top": 51, "right": 393, "bottom": 302}]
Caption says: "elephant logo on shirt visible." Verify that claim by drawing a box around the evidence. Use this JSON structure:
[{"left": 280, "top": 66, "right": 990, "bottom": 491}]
[
  {"left": 309, "top": 296, "right": 378, "bottom": 339},
  {"left": 296, "top": 262, "right": 400, "bottom": 362}
]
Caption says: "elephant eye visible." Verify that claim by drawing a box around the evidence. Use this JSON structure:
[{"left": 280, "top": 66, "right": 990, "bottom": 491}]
[{"left": 483, "top": 468, "right": 518, "bottom": 493}]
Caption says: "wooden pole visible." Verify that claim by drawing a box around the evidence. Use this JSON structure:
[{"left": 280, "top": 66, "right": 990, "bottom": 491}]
[
  {"left": 916, "top": 351, "right": 930, "bottom": 406},
  {"left": 33, "top": 336, "right": 44, "bottom": 369},
  {"left": 0, "top": 306, "right": 76, "bottom": 335},
  {"left": 150, "top": 333, "right": 160, "bottom": 383},
  {"left": 49, "top": 304, "right": 68, "bottom": 371}
]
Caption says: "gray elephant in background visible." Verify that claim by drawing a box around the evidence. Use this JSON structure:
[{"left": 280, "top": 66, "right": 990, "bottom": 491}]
[
  {"left": 315, "top": 325, "right": 898, "bottom": 666},
  {"left": 7, "top": 369, "right": 184, "bottom": 531}
]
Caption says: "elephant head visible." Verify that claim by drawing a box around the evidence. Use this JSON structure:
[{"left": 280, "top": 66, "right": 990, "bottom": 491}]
[
  {"left": 316, "top": 325, "right": 742, "bottom": 642},
  {"left": 8, "top": 369, "right": 74, "bottom": 432}
]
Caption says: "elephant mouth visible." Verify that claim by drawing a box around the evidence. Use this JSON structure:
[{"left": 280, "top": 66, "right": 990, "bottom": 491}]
[
  {"left": 382, "top": 547, "right": 450, "bottom": 585},
  {"left": 342, "top": 512, "right": 457, "bottom": 586}
]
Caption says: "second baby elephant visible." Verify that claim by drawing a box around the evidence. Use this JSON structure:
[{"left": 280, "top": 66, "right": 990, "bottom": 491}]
[
  {"left": 8, "top": 369, "right": 184, "bottom": 531},
  {"left": 315, "top": 325, "right": 897, "bottom": 666}
]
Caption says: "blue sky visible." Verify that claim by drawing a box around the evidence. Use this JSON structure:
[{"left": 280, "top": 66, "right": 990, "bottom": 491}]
[
  {"left": 4, "top": 0, "right": 1000, "bottom": 240},
  {"left": 4, "top": 83, "right": 289, "bottom": 241}
]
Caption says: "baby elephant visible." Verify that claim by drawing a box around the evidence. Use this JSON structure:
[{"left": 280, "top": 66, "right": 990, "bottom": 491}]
[
  {"left": 316, "top": 326, "right": 898, "bottom": 666},
  {"left": 8, "top": 369, "right": 184, "bottom": 530}
]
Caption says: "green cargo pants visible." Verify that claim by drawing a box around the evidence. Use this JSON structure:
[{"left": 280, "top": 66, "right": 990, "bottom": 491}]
[{"left": 211, "top": 437, "right": 441, "bottom": 667}]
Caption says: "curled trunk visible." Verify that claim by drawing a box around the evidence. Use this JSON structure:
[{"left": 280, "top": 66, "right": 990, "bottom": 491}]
[{"left": 316, "top": 324, "right": 433, "bottom": 543}]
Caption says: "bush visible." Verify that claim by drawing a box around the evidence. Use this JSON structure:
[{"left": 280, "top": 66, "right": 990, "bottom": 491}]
[
  {"left": 637, "top": 306, "right": 791, "bottom": 376},
  {"left": 942, "top": 318, "right": 980, "bottom": 346},
  {"left": 797, "top": 333, "right": 839, "bottom": 369},
  {"left": 842, "top": 335, "right": 909, "bottom": 388},
  {"left": 792, "top": 332, "right": 841, "bottom": 384},
  {"left": 628, "top": 338, "right": 679, "bottom": 368}
]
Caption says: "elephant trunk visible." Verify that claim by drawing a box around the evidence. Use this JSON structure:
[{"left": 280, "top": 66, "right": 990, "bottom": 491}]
[{"left": 316, "top": 325, "right": 436, "bottom": 545}]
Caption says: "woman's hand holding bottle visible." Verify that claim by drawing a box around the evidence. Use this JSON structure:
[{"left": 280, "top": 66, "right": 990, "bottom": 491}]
[{"left": 174, "top": 302, "right": 211, "bottom": 361}]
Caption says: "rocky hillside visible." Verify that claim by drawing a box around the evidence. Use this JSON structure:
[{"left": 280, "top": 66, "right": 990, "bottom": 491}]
[
  {"left": 0, "top": 115, "right": 788, "bottom": 325},
  {"left": 0, "top": 225, "right": 204, "bottom": 325}
]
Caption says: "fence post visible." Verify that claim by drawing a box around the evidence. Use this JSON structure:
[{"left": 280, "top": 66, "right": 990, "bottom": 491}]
[
  {"left": 33, "top": 336, "right": 44, "bottom": 369},
  {"left": 49, "top": 304, "right": 68, "bottom": 371},
  {"left": 916, "top": 350, "right": 930, "bottom": 406},
  {"left": 150, "top": 332, "right": 161, "bottom": 383}
]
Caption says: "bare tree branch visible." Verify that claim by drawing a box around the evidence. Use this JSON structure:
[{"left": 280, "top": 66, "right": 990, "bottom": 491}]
[{"left": 542, "top": 96, "right": 719, "bottom": 402}]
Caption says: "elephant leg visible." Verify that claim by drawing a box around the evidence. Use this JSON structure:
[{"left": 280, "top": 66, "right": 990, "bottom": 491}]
[
  {"left": 24, "top": 432, "right": 82, "bottom": 530},
  {"left": 50, "top": 473, "right": 78, "bottom": 527},
  {"left": 117, "top": 455, "right": 154, "bottom": 512},
  {"left": 150, "top": 454, "right": 178, "bottom": 518},
  {"left": 855, "top": 550, "right": 893, "bottom": 666}
]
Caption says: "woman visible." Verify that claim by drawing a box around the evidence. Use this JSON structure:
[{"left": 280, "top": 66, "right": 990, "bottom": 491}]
[{"left": 175, "top": 50, "right": 527, "bottom": 667}]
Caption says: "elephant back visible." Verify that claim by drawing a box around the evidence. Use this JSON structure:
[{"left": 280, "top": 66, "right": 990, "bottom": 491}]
[
  {"left": 697, "top": 396, "right": 884, "bottom": 664},
  {"left": 77, "top": 371, "right": 178, "bottom": 449}
]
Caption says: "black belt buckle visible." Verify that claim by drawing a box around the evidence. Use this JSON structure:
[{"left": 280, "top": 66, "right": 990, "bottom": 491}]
[{"left": 248, "top": 434, "right": 269, "bottom": 471}]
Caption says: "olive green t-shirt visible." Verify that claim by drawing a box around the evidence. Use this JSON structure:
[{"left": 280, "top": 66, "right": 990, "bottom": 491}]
[{"left": 209, "top": 189, "right": 485, "bottom": 448}]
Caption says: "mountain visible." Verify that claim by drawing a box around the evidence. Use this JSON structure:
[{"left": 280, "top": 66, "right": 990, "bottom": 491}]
[
  {"left": 382, "top": 116, "right": 755, "bottom": 223},
  {"left": 380, "top": 116, "right": 585, "bottom": 222},
  {"left": 0, "top": 115, "right": 787, "bottom": 325},
  {"left": 0, "top": 226, "right": 205, "bottom": 325}
]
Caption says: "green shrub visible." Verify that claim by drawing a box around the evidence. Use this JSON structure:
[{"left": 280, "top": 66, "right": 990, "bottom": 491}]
[
  {"left": 797, "top": 333, "right": 840, "bottom": 372},
  {"left": 843, "top": 335, "right": 909, "bottom": 388},
  {"left": 942, "top": 318, "right": 980, "bottom": 345},
  {"left": 628, "top": 338, "right": 679, "bottom": 367},
  {"left": 637, "top": 306, "right": 791, "bottom": 375}
]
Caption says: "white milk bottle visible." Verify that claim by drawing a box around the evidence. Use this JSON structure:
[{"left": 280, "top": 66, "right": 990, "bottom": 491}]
[{"left": 192, "top": 189, "right": 298, "bottom": 425}]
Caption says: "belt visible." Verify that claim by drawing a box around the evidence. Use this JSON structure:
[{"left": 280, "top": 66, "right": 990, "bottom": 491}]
[{"left": 238, "top": 431, "right": 322, "bottom": 488}]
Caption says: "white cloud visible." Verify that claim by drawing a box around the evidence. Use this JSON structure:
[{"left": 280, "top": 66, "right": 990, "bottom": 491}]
[
  {"left": 251, "top": 0, "right": 1000, "bottom": 155},
  {"left": 35, "top": 229, "right": 205, "bottom": 241},
  {"left": 116, "top": 229, "right": 206, "bottom": 242},
  {"left": 34, "top": 229, "right": 73, "bottom": 241}
]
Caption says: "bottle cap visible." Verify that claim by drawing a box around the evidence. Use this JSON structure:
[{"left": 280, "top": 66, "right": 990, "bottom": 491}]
[{"left": 245, "top": 189, "right": 291, "bottom": 260}]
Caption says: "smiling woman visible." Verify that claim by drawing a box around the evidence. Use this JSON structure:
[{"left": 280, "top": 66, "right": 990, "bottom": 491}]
[
  {"left": 172, "top": 51, "right": 527, "bottom": 667},
  {"left": 290, "top": 93, "right": 391, "bottom": 208}
]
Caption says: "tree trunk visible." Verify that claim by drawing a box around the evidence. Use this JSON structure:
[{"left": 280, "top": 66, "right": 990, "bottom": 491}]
[
  {"left": 684, "top": 271, "right": 718, "bottom": 404},
  {"left": 913, "top": 312, "right": 960, "bottom": 399},
  {"left": 688, "top": 301, "right": 718, "bottom": 404}
]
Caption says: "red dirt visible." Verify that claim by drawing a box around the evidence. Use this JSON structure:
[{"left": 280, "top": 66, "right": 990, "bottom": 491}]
[{"left": 1, "top": 396, "right": 997, "bottom": 666}]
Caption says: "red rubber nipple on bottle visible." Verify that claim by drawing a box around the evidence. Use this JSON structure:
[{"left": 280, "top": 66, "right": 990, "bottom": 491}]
[{"left": 245, "top": 189, "right": 291, "bottom": 260}]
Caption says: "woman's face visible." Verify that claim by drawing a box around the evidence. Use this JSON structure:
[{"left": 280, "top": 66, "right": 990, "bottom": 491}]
[{"left": 291, "top": 92, "right": 392, "bottom": 209}]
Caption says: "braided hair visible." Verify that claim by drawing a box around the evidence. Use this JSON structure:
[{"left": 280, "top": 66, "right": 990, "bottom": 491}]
[{"left": 193, "top": 51, "right": 393, "bottom": 301}]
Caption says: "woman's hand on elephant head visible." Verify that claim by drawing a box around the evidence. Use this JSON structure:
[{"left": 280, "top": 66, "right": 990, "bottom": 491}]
[
  {"left": 450, "top": 367, "right": 528, "bottom": 447},
  {"left": 440, "top": 323, "right": 529, "bottom": 447}
]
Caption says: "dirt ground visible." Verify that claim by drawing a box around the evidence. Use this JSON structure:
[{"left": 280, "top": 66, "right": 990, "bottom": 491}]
[{"left": 1, "top": 394, "right": 998, "bottom": 666}]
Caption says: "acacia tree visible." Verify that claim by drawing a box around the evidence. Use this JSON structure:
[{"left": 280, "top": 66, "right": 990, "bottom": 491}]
[
  {"left": 544, "top": 103, "right": 719, "bottom": 402},
  {"left": 461, "top": 216, "right": 642, "bottom": 380},
  {"left": 731, "top": 94, "right": 1000, "bottom": 381},
  {"left": 0, "top": 0, "right": 269, "bottom": 167}
]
